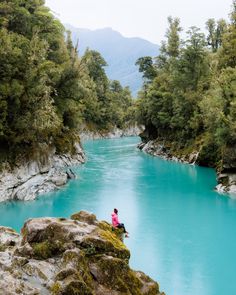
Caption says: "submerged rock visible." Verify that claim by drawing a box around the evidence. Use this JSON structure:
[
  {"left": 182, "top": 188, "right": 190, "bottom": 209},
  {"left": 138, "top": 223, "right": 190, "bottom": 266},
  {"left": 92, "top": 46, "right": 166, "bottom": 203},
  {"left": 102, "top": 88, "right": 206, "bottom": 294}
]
[{"left": 0, "top": 211, "right": 164, "bottom": 295}]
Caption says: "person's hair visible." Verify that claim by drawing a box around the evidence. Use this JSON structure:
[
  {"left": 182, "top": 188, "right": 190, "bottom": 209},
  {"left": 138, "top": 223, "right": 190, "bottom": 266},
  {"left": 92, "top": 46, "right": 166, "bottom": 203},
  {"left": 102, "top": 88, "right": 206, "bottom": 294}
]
[{"left": 114, "top": 208, "right": 118, "bottom": 214}]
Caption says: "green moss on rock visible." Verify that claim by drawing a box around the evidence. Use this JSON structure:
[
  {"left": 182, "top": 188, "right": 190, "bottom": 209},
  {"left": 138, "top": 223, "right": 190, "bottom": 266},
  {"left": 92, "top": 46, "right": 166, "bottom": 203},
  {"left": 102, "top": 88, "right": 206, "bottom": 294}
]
[
  {"left": 61, "top": 279, "right": 94, "bottom": 295},
  {"left": 97, "top": 221, "right": 111, "bottom": 231},
  {"left": 98, "top": 221, "right": 124, "bottom": 238},
  {"left": 99, "top": 229, "right": 128, "bottom": 254},
  {"left": 81, "top": 230, "right": 130, "bottom": 260},
  {"left": 0, "top": 244, "right": 7, "bottom": 252},
  {"left": 32, "top": 241, "right": 52, "bottom": 259},
  {"left": 51, "top": 282, "right": 62, "bottom": 295},
  {"left": 62, "top": 250, "right": 93, "bottom": 288},
  {"left": 90, "top": 255, "right": 142, "bottom": 294},
  {"left": 32, "top": 239, "right": 64, "bottom": 259},
  {"left": 71, "top": 211, "right": 97, "bottom": 225},
  {"left": 55, "top": 268, "right": 77, "bottom": 281}
]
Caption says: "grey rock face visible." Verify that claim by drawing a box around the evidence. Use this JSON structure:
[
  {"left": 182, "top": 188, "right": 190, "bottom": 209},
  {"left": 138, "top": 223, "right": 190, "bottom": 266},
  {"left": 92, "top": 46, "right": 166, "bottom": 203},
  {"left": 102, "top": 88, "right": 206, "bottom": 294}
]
[
  {"left": 0, "top": 211, "right": 164, "bottom": 295},
  {"left": 215, "top": 146, "right": 236, "bottom": 195},
  {"left": 216, "top": 173, "right": 236, "bottom": 194},
  {"left": 79, "top": 125, "right": 144, "bottom": 141},
  {"left": 0, "top": 227, "right": 20, "bottom": 247},
  {"left": 138, "top": 140, "right": 194, "bottom": 164},
  {"left": 0, "top": 143, "right": 85, "bottom": 202}
]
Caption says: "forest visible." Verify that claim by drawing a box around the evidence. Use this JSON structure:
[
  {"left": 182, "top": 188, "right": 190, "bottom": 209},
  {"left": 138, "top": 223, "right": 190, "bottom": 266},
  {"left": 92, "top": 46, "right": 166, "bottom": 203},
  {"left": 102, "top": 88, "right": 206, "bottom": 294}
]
[
  {"left": 0, "top": 0, "right": 134, "bottom": 162},
  {"left": 136, "top": 1, "right": 236, "bottom": 168},
  {"left": 1, "top": 0, "right": 236, "bottom": 171}
]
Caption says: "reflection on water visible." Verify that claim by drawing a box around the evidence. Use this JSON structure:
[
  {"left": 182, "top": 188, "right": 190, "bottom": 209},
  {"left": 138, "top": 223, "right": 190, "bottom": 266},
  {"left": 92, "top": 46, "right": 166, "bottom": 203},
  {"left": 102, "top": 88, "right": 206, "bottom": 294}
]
[{"left": 0, "top": 137, "right": 236, "bottom": 295}]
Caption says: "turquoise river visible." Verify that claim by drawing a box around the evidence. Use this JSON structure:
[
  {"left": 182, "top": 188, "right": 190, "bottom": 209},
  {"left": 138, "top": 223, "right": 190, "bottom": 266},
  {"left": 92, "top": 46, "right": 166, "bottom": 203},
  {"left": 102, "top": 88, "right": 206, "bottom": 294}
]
[{"left": 1, "top": 137, "right": 236, "bottom": 295}]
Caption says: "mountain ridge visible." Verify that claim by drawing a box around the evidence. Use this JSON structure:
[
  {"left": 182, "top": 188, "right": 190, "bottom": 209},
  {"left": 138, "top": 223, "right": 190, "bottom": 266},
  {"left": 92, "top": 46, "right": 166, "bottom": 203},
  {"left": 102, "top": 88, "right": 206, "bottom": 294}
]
[{"left": 65, "top": 24, "right": 159, "bottom": 96}]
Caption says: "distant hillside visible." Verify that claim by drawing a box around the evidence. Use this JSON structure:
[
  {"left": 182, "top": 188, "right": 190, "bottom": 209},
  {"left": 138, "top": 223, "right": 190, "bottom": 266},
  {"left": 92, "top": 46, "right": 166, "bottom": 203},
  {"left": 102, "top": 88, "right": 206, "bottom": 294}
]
[{"left": 65, "top": 25, "right": 159, "bottom": 96}]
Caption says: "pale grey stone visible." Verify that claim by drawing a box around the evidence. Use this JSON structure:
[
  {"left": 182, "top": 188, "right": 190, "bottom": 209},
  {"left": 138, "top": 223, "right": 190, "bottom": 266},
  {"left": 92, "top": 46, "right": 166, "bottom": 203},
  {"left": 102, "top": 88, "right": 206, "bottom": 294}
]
[{"left": 0, "top": 142, "right": 85, "bottom": 202}]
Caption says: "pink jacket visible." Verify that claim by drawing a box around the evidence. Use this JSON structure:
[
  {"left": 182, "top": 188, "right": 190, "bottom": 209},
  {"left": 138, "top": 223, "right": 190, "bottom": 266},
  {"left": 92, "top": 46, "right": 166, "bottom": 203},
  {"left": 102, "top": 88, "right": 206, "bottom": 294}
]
[{"left": 111, "top": 212, "right": 120, "bottom": 227}]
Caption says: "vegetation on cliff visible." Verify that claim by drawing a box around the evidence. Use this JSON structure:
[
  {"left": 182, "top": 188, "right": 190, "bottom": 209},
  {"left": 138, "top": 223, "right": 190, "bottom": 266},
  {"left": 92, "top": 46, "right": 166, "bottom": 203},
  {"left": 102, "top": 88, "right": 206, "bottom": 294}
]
[
  {"left": 136, "top": 1, "right": 236, "bottom": 171},
  {"left": 0, "top": 0, "right": 134, "bottom": 163}
]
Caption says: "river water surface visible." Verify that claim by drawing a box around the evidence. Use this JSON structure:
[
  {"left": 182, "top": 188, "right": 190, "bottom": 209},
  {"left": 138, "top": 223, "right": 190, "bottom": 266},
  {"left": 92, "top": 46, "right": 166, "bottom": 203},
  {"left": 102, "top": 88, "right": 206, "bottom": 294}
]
[{"left": 1, "top": 137, "right": 236, "bottom": 295}]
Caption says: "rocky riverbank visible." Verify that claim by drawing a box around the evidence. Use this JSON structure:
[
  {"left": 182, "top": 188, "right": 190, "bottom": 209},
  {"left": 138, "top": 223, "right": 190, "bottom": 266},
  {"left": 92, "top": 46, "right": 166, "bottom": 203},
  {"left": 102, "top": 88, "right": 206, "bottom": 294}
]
[
  {"left": 215, "top": 146, "right": 236, "bottom": 194},
  {"left": 138, "top": 140, "right": 199, "bottom": 165},
  {"left": 138, "top": 140, "right": 236, "bottom": 195},
  {"left": 0, "top": 143, "right": 85, "bottom": 202},
  {"left": 79, "top": 125, "right": 143, "bottom": 141},
  {"left": 0, "top": 211, "right": 164, "bottom": 295},
  {"left": 0, "top": 125, "right": 143, "bottom": 203}
]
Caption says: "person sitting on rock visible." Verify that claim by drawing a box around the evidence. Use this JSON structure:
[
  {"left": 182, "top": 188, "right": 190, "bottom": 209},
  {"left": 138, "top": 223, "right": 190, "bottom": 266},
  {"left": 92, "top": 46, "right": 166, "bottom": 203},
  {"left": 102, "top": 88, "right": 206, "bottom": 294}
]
[{"left": 111, "top": 208, "right": 129, "bottom": 238}]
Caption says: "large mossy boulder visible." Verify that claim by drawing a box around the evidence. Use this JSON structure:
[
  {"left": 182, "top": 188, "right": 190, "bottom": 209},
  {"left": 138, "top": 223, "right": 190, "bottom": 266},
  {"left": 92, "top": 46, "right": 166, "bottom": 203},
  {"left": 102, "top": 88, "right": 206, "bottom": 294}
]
[{"left": 0, "top": 211, "right": 164, "bottom": 295}]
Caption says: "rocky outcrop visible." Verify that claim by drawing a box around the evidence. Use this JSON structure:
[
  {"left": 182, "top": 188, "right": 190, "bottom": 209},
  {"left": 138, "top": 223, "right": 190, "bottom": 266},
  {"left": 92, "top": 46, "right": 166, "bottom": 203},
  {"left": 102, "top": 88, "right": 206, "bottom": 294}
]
[
  {"left": 216, "top": 146, "right": 236, "bottom": 194},
  {"left": 79, "top": 125, "right": 143, "bottom": 141},
  {"left": 0, "top": 211, "right": 164, "bottom": 295},
  {"left": 0, "top": 143, "right": 85, "bottom": 202},
  {"left": 216, "top": 174, "right": 236, "bottom": 194},
  {"left": 138, "top": 140, "right": 199, "bottom": 165}
]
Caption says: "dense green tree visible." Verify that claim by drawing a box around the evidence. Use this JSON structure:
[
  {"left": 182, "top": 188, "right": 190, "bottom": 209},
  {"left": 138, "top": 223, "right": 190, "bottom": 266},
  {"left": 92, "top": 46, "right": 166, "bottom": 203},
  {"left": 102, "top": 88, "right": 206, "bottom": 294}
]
[
  {"left": 82, "top": 49, "right": 108, "bottom": 100},
  {"left": 200, "top": 68, "right": 236, "bottom": 146},
  {"left": 135, "top": 56, "right": 157, "bottom": 82},
  {"left": 79, "top": 50, "right": 134, "bottom": 130},
  {"left": 0, "top": 0, "right": 135, "bottom": 160},
  {"left": 137, "top": 1, "right": 236, "bottom": 168},
  {"left": 206, "top": 18, "right": 227, "bottom": 52},
  {"left": 106, "top": 80, "right": 133, "bottom": 128},
  {"left": 164, "top": 16, "right": 182, "bottom": 58},
  {"left": 201, "top": 1, "right": 236, "bottom": 146},
  {"left": 174, "top": 27, "right": 208, "bottom": 91},
  {"left": 218, "top": 1, "right": 236, "bottom": 68},
  {"left": 137, "top": 22, "right": 208, "bottom": 140}
]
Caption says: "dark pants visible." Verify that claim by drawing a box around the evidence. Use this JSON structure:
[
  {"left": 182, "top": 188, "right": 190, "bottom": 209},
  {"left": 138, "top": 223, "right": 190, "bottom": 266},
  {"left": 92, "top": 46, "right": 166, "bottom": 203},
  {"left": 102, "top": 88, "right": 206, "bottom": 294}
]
[{"left": 117, "top": 223, "right": 127, "bottom": 233}]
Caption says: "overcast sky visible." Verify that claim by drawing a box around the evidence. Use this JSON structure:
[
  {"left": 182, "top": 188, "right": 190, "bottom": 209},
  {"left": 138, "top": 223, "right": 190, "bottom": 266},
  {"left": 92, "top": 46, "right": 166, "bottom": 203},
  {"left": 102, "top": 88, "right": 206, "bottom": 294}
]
[{"left": 45, "top": 0, "right": 233, "bottom": 44}]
